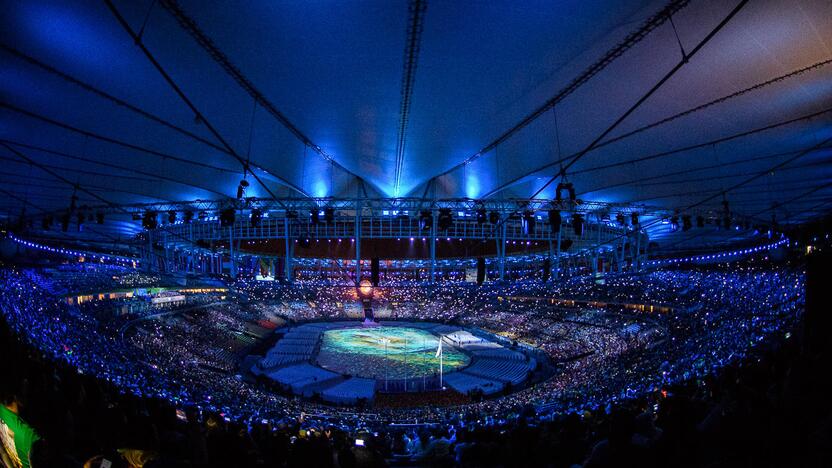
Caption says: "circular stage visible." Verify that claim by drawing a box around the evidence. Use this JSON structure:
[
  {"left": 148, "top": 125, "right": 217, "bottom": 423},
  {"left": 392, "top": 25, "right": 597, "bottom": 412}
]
[
  {"left": 253, "top": 321, "right": 538, "bottom": 404},
  {"left": 316, "top": 326, "right": 470, "bottom": 379}
]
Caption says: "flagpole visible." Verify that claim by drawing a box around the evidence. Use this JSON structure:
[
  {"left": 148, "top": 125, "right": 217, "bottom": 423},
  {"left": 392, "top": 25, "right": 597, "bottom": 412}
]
[
  {"left": 404, "top": 336, "right": 408, "bottom": 392},
  {"left": 437, "top": 338, "right": 443, "bottom": 389},
  {"left": 422, "top": 338, "right": 426, "bottom": 391}
]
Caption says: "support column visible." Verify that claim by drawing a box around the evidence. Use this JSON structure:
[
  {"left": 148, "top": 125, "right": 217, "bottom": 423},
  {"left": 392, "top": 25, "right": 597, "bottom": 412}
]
[
  {"left": 430, "top": 212, "right": 437, "bottom": 284},
  {"left": 284, "top": 221, "right": 293, "bottom": 282},
  {"left": 229, "top": 226, "right": 237, "bottom": 279},
  {"left": 554, "top": 225, "right": 562, "bottom": 279},
  {"left": 634, "top": 230, "right": 642, "bottom": 272},
  {"left": 498, "top": 221, "right": 507, "bottom": 281},
  {"left": 354, "top": 208, "right": 361, "bottom": 282}
]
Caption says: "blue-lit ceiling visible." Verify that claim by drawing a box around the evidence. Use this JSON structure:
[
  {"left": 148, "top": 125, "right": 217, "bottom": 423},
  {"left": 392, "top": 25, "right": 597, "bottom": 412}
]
[{"left": 1, "top": 0, "right": 831, "bottom": 244}]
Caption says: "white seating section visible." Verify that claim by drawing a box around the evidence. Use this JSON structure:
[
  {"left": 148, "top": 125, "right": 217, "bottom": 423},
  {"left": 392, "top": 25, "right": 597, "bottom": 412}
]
[
  {"left": 266, "top": 363, "right": 341, "bottom": 396},
  {"left": 321, "top": 378, "right": 377, "bottom": 404},
  {"left": 443, "top": 372, "right": 504, "bottom": 395},
  {"left": 461, "top": 357, "right": 535, "bottom": 386},
  {"left": 254, "top": 320, "right": 535, "bottom": 399}
]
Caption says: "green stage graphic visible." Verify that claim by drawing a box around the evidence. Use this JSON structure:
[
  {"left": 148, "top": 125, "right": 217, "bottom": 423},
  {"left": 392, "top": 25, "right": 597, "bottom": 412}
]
[{"left": 316, "top": 327, "right": 470, "bottom": 379}]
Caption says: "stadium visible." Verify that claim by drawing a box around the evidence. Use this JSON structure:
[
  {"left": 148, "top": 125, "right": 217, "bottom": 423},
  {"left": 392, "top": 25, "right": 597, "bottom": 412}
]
[{"left": 0, "top": 1, "right": 830, "bottom": 467}]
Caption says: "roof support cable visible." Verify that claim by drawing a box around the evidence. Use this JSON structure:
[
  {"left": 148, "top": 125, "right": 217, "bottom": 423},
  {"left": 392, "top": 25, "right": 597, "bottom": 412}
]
[
  {"left": 436, "top": 0, "right": 691, "bottom": 177},
  {"left": 393, "top": 0, "right": 428, "bottom": 196},
  {"left": 485, "top": 0, "right": 749, "bottom": 237},
  {"left": 157, "top": 0, "right": 366, "bottom": 189},
  {"left": 104, "top": 0, "right": 300, "bottom": 203}
]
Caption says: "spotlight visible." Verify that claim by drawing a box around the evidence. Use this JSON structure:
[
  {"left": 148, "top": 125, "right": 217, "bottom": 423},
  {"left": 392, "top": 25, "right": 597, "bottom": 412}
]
[
  {"left": 682, "top": 215, "right": 692, "bottom": 232},
  {"left": 96, "top": 212, "right": 104, "bottom": 225},
  {"left": 250, "top": 208, "right": 263, "bottom": 227},
  {"left": 489, "top": 211, "right": 500, "bottom": 225},
  {"left": 324, "top": 207, "right": 335, "bottom": 223},
  {"left": 556, "top": 182, "right": 576, "bottom": 202},
  {"left": 696, "top": 215, "right": 704, "bottom": 228},
  {"left": 572, "top": 214, "right": 584, "bottom": 236},
  {"left": 357, "top": 279, "right": 374, "bottom": 299},
  {"left": 476, "top": 208, "right": 487, "bottom": 225},
  {"left": 237, "top": 179, "right": 249, "bottom": 199},
  {"left": 168, "top": 210, "right": 177, "bottom": 224},
  {"left": 419, "top": 210, "right": 433, "bottom": 230},
  {"left": 631, "top": 212, "right": 639, "bottom": 225},
  {"left": 184, "top": 210, "right": 194, "bottom": 224},
  {"left": 548, "top": 209, "right": 561, "bottom": 233},
  {"left": 220, "top": 207, "right": 236, "bottom": 227},
  {"left": 521, "top": 210, "right": 535, "bottom": 235},
  {"left": 142, "top": 211, "right": 158, "bottom": 230},
  {"left": 310, "top": 210, "right": 320, "bottom": 225},
  {"left": 438, "top": 208, "right": 453, "bottom": 231}
]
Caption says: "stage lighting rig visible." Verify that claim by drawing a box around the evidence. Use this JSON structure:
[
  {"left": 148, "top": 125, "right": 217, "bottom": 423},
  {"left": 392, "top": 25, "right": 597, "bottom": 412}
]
[
  {"left": 548, "top": 209, "right": 561, "bottom": 233},
  {"left": 168, "top": 210, "right": 177, "bottom": 224},
  {"left": 476, "top": 207, "right": 487, "bottom": 224},
  {"left": 438, "top": 208, "right": 453, "bottom": 231},
  {"left": 521, "top": 210, "right": 535, "bottom": 235},
  {"left": 220, "top": 207, "right": 236, "bottom": 227},
  {"left": 142, "top": 211, "right": 158, "bottom": 230},
  {"left": 572, "top": 213, "right": 584, "bottom": 236},
  {"left": 184, "top": 210, "right": 194, "bottom": 223},
  {"left": 419, "top": 210, "right": 433, "bottom": 230},
  {"left": 61, "top": 212, "right": 70, "bottom": 232},
  {"left": 250, "top": 208, "right": 263, "bottom": 227},
  {"left": 556, "top": 182, "right": 576, "bottom": 204},
  {"left": 236, "top": 179, "right": 249, "bottom": 199}
]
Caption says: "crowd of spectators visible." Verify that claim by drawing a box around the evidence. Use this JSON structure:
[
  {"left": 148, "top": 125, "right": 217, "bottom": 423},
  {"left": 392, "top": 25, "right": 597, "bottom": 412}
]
[{"left": 0, "top": 258, "right": 813, "bottom": 466}]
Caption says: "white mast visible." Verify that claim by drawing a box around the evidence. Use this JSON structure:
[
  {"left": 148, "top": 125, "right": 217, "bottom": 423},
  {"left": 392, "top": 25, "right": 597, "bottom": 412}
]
[{"left": 436, "top": 338, "right": 443, "bottom": 389}]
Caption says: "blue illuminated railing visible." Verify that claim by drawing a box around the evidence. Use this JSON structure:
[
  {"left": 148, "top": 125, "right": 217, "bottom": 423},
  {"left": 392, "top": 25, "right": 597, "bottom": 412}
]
[
  {"left": 7, "top": 234, "right": 139, "bottom": 267},
  {"left": 645, "top": 237, "right": 789, "bottom": 267}
]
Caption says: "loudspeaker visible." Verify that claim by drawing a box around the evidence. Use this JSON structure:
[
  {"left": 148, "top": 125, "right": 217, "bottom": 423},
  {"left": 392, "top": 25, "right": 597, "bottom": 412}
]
[
  {"left": 542, "top": 258, "right": 551, "bottom": 282},
  {"left": 476, "top": 257, "right": 485, "bottom": 285},
  {"left": 371, "top": 257, "right": 380, "bottom": 286}
]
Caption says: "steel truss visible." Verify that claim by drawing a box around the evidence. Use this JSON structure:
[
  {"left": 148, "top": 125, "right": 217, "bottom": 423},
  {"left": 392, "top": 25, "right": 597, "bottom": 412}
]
[{"left": 127, "top": 197, "right": 651, "bottom": 283}]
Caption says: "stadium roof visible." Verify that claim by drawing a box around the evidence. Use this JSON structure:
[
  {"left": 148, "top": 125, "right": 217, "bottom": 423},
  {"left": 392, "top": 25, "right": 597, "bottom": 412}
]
[{"left": 1, "top": 0, "right": 831, "bottom": 246}]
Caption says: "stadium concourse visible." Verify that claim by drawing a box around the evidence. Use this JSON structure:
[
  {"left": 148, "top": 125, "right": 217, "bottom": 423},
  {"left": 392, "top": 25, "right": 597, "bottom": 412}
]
[{"left": 2, "top": 0, "right": 832, "bottom": 467}]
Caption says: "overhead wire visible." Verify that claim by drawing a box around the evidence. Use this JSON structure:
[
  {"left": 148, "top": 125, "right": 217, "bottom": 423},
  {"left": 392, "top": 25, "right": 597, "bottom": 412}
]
[{"left": 103, "top": 0, "right": 301, "bottom": 202}]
